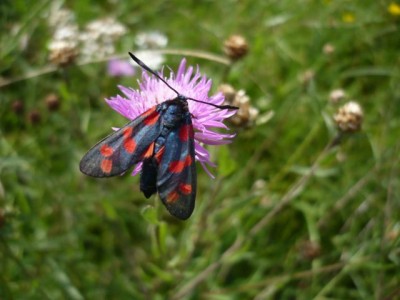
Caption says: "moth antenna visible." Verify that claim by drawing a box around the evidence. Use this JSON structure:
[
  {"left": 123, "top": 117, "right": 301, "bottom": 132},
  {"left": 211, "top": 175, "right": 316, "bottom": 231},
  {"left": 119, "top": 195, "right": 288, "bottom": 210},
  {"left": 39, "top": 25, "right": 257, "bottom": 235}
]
[
  {"left": 186, "top": 97, "right": 239, "bottom": 110},
  {"left": 129, "top": 52, "right": 180, "bottom": 96},
  {"left": 129, "top": 52, "right": 238, "bottom": 111}
]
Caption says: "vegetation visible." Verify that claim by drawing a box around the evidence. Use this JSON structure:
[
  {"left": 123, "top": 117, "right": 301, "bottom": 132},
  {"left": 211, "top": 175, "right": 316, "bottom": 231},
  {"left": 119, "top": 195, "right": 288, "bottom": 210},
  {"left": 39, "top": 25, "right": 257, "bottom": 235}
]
[{"left": 1, "top": 0, "right": 399, "bottom": 299}]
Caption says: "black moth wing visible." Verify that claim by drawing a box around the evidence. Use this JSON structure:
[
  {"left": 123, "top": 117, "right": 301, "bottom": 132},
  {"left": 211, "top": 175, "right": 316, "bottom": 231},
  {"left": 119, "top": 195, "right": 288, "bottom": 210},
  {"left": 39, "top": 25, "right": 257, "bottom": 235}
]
[
  {"left": 79, "top": 106, "right": 162, "bottom": 177},
  {"left": 156, "top": 113, "right": 197, "bottom": 220}
]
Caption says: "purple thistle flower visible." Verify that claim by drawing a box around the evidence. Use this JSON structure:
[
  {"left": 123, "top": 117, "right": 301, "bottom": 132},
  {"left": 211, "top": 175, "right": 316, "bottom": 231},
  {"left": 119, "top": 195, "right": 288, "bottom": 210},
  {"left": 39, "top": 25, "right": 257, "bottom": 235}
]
[
  {"left": 107, "top": 59, "right": 136, "bottom": 77},
  {"left": 105, "top": 58, "right": 237, "bottom": 177}
]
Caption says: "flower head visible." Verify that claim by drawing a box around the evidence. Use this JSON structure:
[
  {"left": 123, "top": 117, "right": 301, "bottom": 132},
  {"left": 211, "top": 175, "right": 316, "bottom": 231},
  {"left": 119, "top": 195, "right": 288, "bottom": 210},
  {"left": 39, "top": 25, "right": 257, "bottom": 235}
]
[
  {"left": 329, "top": 89, "right": 346, "bottom": 104},
  {"left": 45, "top": 93, "right": 61, "bottom": 111},
  {"left": 322, "top": 43, "right": 335, "bottom": 55},
  {"left": 219, "top": 84, "right": 259, "bottom": 128},
  {"left": 79, "top": 17, "right": 127, "bottom": 61},
  {"left": 12, "top": 100, "right": 24, "bottom": 115},
  {"left": 388, "top": 2, "right": 400, "bottom": 16},
  {"left": 334, "top": 101, "right": 363, "bottom": 132},
  {"left": 135, "top": 31, "right": 168, "bottom": 49},
  {"left": 106, "top": 59, "right": 237, "bottom": 177},
  {"left": 107, "top": 59, "right": 136, "bottom": 77},
  {"left": 46, "top": 6, "right": 79, "bottom": 66},
  {"left": 223, "top": 34, "right": 249, "bottom": 61},
  {"left": 342, "top": 12, "right": 355, "bottom": 23}
]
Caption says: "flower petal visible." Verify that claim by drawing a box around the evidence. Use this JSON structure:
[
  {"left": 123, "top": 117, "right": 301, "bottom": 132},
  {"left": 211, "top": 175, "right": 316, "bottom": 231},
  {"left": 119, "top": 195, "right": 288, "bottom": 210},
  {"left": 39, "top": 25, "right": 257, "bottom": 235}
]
[
  {"left": 131, "top": 162, "right": 143, "bottom": 176},
  {"left": 105, "top": 96, "right": 133, "bottom": 119},
  {"left": 200, "top": 161, "right": 215, "bottom": 179},
  {"left": 107, "top": 59, "right": 136, "bottom": 77}
]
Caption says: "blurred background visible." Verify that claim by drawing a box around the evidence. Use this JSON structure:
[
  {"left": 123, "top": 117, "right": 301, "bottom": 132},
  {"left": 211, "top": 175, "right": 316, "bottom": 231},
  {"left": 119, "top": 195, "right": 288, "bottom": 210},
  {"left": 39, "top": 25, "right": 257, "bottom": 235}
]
[{"left": 1, "top": 0, "right": 400, "bottom": 299}]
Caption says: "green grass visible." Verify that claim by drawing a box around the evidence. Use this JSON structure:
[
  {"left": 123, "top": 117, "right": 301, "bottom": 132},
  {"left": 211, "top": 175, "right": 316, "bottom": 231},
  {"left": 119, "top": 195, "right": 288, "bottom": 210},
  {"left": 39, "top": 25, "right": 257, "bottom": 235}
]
[{"left": 1, "top": 0, "right": 400, "bottom": 299}]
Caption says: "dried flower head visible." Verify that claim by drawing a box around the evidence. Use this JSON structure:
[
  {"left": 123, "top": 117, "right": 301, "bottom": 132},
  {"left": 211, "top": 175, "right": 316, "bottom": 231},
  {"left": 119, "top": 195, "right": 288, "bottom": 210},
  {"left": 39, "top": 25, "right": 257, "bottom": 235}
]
[
  {"left": 323, "top": 43, "right": 335, "bottom": 55},
  {"left": 28, "top": 110, "right": 41, "bottom": 125},
  {"left": 334, "top": 101, "right": 363, "bottom": 132},
  {"left": 45, "top": 93, "right": 60, "bottom": 111},
  {"left": 251, "top": 179, "right": 266, "bottom": 196},
  {"left": 329, "top": 89, "right": 346, "bottom": 104},
  {"left": 46, "top": 4, "right": 80, "bottom": 66},
  {"left": 48, "top": 39, "right": 79, "bottom": 66},
  {"left": 385, "top": 223, "right": 400, "bottom": 242},
  {"left": 219, "top": 84, "right": 258, "bottom": 127},
  {"left": 12, "top": 100, "right": 24, "bottom": 115},
  {"left": 299, "top": 240, "right": 321, "bottom": 261},
  {"left": 47, "top": 14, "right": 80, "bottom": 66},
  {"left": 299, "top": 69, "right": 315, "bottom": 85},
  {"left": 106, "top": 59, "right": 237, "bottom": 177},
  {"left": 223, "top": 34, "right": 249, "bottom": 61},
  {"left": 47, "top": 4, "right": 128, "bottom": 64}
]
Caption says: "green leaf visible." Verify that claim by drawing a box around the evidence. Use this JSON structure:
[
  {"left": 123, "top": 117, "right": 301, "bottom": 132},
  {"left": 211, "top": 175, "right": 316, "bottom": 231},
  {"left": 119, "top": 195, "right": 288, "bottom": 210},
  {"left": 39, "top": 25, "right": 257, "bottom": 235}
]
[
  {"left": 158, "top": 221, "right": 168, "bottom": 255},
  {"left": 48, "top": 259, "right": 84, "bottom": 300},
  {"left": 141, "top": 205, "right": 159, "bottom": 224},
  {"left": 101, "top": 199, "right": 117, "bottom": 220},
  {"left": 218, "top": 145, "right": 237, "bottom": 177}
]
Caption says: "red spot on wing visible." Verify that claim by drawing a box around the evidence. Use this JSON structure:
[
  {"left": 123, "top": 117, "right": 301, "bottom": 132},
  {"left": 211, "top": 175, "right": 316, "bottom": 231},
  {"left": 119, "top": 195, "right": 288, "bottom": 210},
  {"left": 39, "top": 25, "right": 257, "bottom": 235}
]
[
  {"left": 141, "top": 106, "right": 156, "bottom": 118},
  {"left": 101, "top": 159, "right": 113, "bottom": 174},
  {"left": 169, "top": 155, "right": 193, "bottom": 173},
  {"left": 179, "top": 124, "right": 192, "bottom": 141},
  {"left": 122, "top": 126, "right": 137, "bottom": 153},
  {"left": 166, "top": 191, "right": 179, "bottom": 203},
  {"left": 124, "top": 138, "right": 136, "bottom": 153},
  {"left": 142, "top": 142, "right": 155, "bottom": 158},
  {"left": 100, "top": 144, "right": 114, "bottom": 157},
  {"left": 123, "top": 127, "right": 133, "bottom": 138},
  {"left": 179, "top": 183, "right": 192, "bottom": 195},
  {"left": 154, "top": 146, "right": 165, "bottom": 163},
  {"left": 144, "top": 111, "right": 160, "bottom": 125},
  {"left": 169, "top": 160, "right": 185, "bottom": 173},
  {"left": 185, "top": 155, "right": 192, "bottom": 167}
]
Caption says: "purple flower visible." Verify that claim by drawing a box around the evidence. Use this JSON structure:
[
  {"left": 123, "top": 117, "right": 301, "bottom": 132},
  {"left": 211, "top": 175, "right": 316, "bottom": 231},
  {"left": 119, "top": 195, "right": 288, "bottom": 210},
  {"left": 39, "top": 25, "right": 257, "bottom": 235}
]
[
  {"left": 106, "top": 59, "right": 237, "bottom": 177},
  {"left": 107, "top": 59, "right": 136, "bottom": 77}
]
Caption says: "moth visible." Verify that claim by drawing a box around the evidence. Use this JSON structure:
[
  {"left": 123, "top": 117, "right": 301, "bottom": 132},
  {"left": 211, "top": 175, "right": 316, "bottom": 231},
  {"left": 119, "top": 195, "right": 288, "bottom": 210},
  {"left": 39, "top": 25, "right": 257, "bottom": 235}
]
[{"left": 80, "top": 53, "right": 237, "bottom": 220}]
